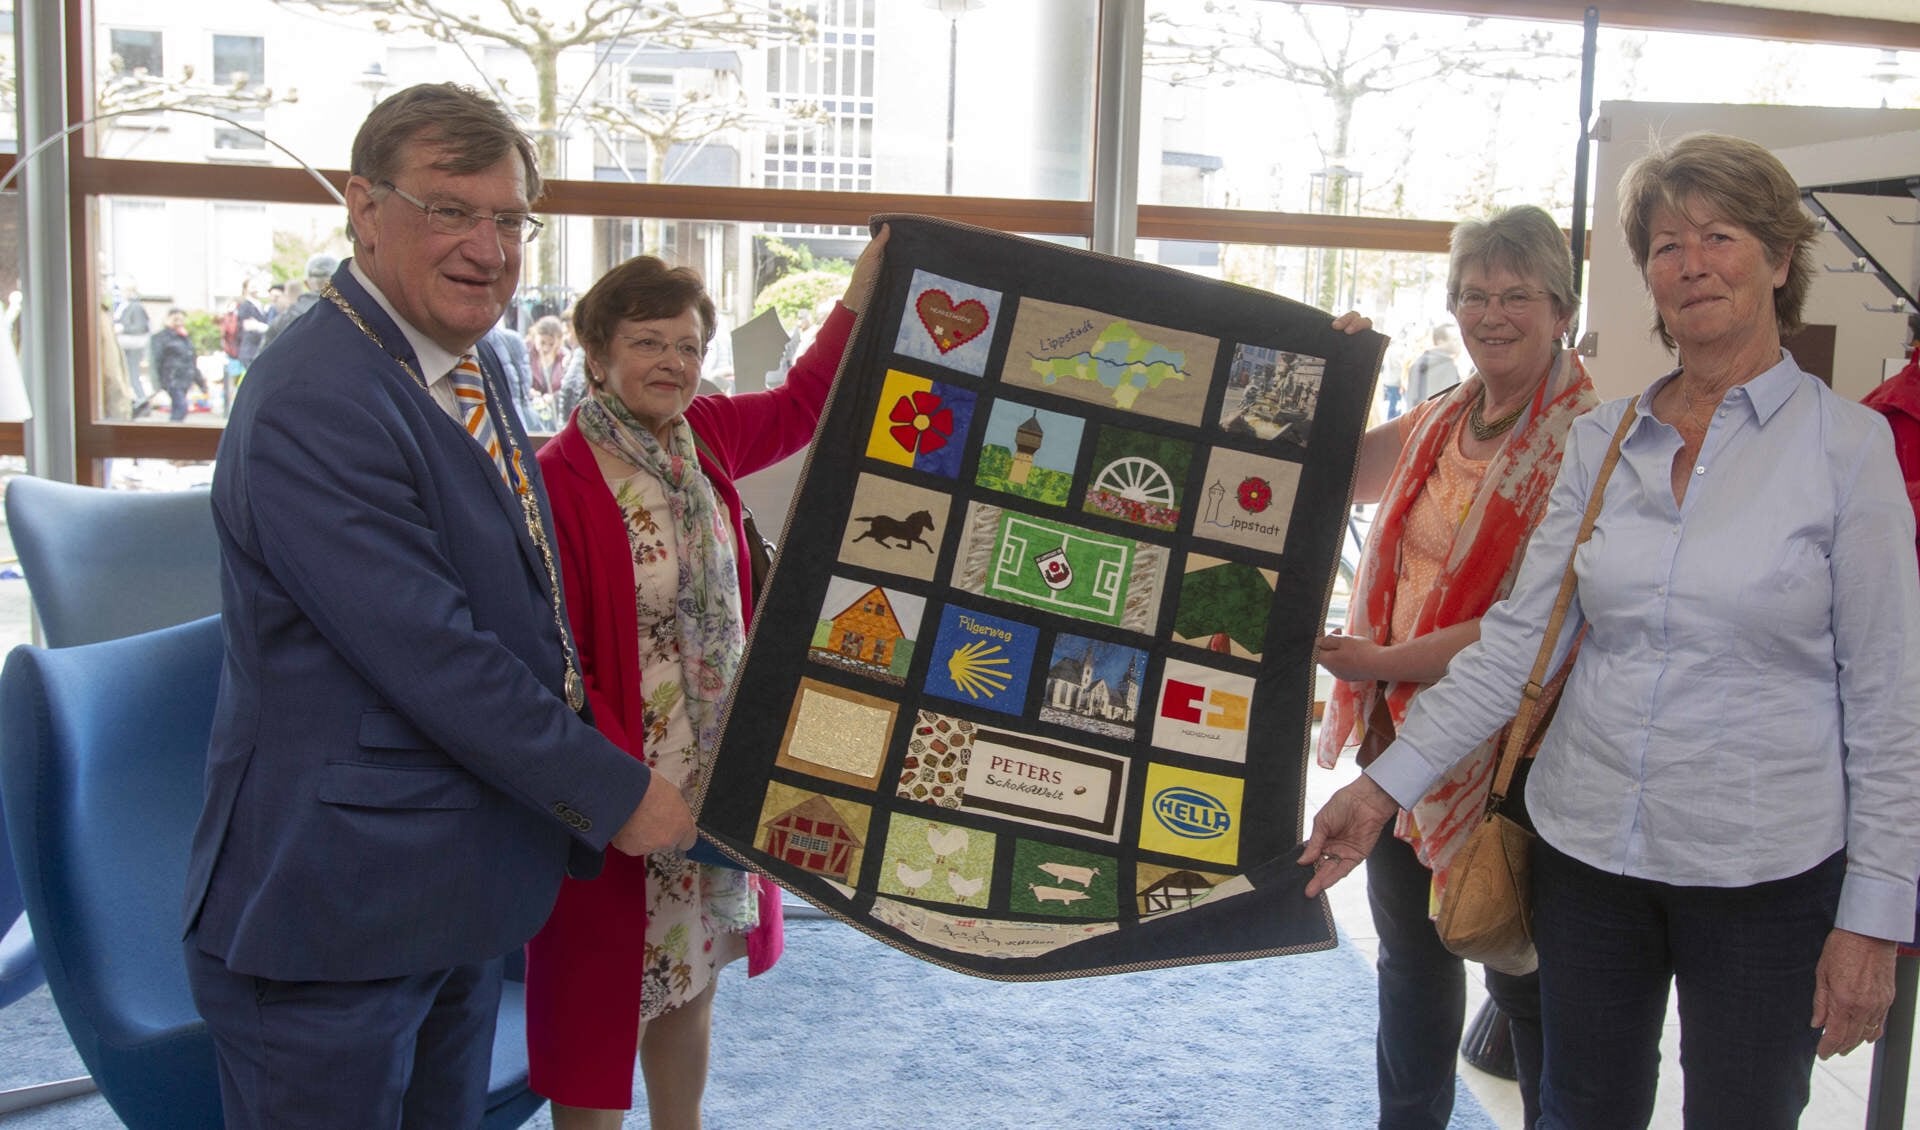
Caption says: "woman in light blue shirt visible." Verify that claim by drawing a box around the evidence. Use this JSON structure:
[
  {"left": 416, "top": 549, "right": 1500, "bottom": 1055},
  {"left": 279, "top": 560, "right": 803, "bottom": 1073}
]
[{"left": 1304, "top": 132, "right": 1920, "bottom": 1130}]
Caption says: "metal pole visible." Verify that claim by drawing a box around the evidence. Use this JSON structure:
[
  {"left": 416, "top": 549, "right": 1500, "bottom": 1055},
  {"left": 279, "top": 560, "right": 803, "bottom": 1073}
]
[
  {"left": 1090, "top": 0, "right": 1142, "bottom": 257},
  {"left": 945, "top": 16, "right": 958, "bottom": 195},
  {"left": 1867, "top": 953, "right": 1919, "bottom": 1128},
  {"left": 1567, "top": 6, "right": 1599, "bottom": 343},
  {"left": 16, "top": 0, "right": 77, "bottom": 483}
]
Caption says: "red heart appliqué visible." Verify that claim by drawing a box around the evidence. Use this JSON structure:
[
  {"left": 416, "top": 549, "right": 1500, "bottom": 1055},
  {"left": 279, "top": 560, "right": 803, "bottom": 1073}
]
[{"left": 915, "top": 289, "right": 990, "bottom": 354}]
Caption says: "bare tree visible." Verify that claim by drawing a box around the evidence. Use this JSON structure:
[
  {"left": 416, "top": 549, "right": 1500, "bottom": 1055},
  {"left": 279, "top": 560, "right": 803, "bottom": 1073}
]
[
  {"left": 0, "top": 47, "right": 294, "bottom": 152},
  {"left": 1146, "top": 1, "right": 1573, "bottom": 306},
  {"left": 269, "top": 0, "right": 814, "bottom": 286},
  {"left": 582, "top": 55, "right": 824, "bottom": 253},
  {"left": 97, "top": 55, "right": 297, "bottom": 120}
]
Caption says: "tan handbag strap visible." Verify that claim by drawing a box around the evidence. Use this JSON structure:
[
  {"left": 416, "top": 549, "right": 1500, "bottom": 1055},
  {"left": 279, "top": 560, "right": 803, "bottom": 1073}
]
[{"left": 1489, "top": 396, "right": 1639, "bottom": 802}]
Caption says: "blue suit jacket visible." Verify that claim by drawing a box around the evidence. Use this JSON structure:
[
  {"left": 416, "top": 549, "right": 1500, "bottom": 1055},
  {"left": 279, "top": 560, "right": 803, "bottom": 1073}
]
[{"left": 184, "top": 265, "right": 651, "bottom": 982}]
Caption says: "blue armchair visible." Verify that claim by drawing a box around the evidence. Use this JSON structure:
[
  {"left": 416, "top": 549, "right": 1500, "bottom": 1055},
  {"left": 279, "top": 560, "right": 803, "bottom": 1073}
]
[
  {"left": 0, "top": 477, "right": 225, "bottom": 1112},
  {"left": 0, "top": 616, "right": 543, "bottom": 1128},
  {"left": 4, "top": 476, "right": 222, "bottom": 649}
]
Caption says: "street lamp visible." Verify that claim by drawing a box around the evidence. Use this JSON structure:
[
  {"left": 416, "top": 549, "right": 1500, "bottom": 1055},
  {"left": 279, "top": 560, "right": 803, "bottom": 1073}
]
[
  {"left": 1869, "top": 50, "right": 1910, "bottom": 109},
  {"left": 356, "top": 62, "right": 390, "bottom": 109},
  {"left": 924, "top": 0, "right": 985, "bottom": 195}
]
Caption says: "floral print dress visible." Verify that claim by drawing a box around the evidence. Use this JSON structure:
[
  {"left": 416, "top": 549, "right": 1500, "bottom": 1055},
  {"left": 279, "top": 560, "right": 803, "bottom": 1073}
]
[{"left": 604, "top": 460, "right": 758, "bottom": 1019}]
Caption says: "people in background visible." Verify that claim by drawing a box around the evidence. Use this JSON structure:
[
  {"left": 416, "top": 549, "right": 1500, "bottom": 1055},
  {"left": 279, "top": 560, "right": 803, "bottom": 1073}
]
[
  {"left": 1317, "top": 205, "right": 1597, "bottom": 1130},
  {"left": 183, "top": 82, "right": 698, "bottom": 1127},
  {"left": 1405, "top": 323, "right": 1461, "bottom": 403},
  {"left": 528, "top": 227, "right": 886, "bottom": 1129},
  {"left": 487, "top": 314, "right": 539, "bottom": 432},
  {"left": 555, "top": 339, "right": 589, "bottom": 426},
  {"left": 266, "top": 281, "right": 297, "bottom": 327},
  {"left": 95, "top": 290, "right": 134, "bottom": 420},
  {"left": 260, "top": 253, "right": 340, "bottom": 349},
  {"left": 148, "top": 307, "right": 197, "bottom": 422},
  {"left": 111, "top": 275, "right": 151, "bottom": 402},
  {"left": 230, "top": 276, "right": 270, "bottom": 375},
  {"left": 1378, "top": 354, "right": 1406, "bottom": 420},
  {"left": 527, "top": 313, "right": 570, "bottom": 427},
  {"left": 1305, "top": 132, "right": 1920, "bottom": 1130}
]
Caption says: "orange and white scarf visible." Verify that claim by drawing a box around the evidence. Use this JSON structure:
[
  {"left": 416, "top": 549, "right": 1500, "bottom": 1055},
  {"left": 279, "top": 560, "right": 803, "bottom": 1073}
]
[{"left": 1317, "top": 348, "right": 1597, "bottom": 903}]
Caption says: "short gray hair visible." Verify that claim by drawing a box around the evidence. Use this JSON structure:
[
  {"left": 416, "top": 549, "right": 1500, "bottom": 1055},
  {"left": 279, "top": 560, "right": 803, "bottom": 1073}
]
[{"left": 1446, "top": 205, "right": 1577, "bottom": 326}]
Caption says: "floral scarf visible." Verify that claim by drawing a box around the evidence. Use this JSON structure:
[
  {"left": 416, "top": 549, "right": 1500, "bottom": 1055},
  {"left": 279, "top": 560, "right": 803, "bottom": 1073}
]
[
  {"left": 1317, "top": 348, "right": 1598, "bottom": 899},
  {"left": 577, "top": 392, "right": 746, "bottom": 770}
]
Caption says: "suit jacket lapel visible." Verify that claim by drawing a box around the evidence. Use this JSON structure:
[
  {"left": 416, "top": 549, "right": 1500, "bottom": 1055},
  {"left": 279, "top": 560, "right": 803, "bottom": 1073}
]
[{"left": 330, "top": 271, "right": 547, "bottom": 587}]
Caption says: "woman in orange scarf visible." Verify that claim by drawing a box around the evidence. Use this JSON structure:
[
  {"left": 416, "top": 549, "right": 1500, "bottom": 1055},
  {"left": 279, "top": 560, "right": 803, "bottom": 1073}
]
[{"left": 1316, "top": 205, "right": 1598, "bottom": 1130}]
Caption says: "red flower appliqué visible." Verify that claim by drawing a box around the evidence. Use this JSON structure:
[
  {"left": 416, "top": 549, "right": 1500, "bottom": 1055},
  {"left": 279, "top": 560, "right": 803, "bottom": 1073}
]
[
  {"left": 1237, "top": 476, "right": 1273, "bottom": 514},
  {"left": 889, "top": 390, "right": 955, "bottom": 456}
]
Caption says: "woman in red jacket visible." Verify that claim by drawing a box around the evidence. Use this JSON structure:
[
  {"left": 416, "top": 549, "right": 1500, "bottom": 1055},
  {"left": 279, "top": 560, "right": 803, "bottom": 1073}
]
[{"left": 531, "top": 227, "right": 887, "bottom": 1129}]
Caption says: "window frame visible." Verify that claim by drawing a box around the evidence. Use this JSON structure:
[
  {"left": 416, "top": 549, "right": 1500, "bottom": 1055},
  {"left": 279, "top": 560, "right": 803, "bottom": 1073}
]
[{"left": 6, "top": 0, "right": 1916, "bottom": 478}]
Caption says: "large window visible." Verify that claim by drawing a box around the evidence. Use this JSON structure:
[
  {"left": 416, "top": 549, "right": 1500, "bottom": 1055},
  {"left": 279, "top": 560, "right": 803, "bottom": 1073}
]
[
  {"left": 7, "top": 1, "right": 1915, "bottom": 475},
  {"left": 208, "top": 34, "right": 266, "bottom": 152},
  {"left": 1135, "top": 1, "right": 1915, "bottom": 344},
  {"left": 764, "top": 0, "right": 875, "bottom": 232}
]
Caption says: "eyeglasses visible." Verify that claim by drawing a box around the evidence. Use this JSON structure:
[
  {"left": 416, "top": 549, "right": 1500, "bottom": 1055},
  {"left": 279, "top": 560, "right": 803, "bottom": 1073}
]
[
  {"left": 620, "top": 334, "right": 707, "bottom": 364},
  {"left": 378, "top": 181, "right": 544, "bottom": 244},
  {"left": 1454, "top": 287, "right": 1548, "bottom": 315}
]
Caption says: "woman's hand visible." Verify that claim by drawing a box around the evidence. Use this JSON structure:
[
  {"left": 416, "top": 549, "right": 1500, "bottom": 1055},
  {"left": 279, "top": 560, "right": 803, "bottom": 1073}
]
[
  {"left": 1316, "top": 630, "right": 1391, "bottom": 682},
  {"left": 1298, "top": 774, "right": 1398, "bottom": 898},
  {"left": 842, "top": 223, "right": 892, "bottom": 314},
  {"left": 1812, "top": 927, "right": 1899, "bottom": 1058},
  {"left": 1332, "top": 311, "right": 1374, "bottom": 335}
]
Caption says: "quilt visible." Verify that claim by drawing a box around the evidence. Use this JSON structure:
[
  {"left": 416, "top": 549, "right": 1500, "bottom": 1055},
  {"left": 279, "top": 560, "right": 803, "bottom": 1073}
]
[{"left": 698, "top": 215, "right": 1386, "bottom": 979}]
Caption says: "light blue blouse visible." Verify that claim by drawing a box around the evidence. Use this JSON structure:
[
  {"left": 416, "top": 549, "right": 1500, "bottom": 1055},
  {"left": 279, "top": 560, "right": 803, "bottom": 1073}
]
[{"left": 1371, "top": 353, "right": 1920, "bottom": 941}]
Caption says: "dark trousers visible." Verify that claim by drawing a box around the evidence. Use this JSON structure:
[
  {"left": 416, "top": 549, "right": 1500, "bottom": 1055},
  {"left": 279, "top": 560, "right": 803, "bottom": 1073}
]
[
  {"left": 1368, "top": 816, "right": 1543, "bottom": 1129},
  {"left": 1532, "top": 839, "right": 1843, "bottom": 1130},
  {"left": 186, "top": 935, "right": 503, "bottom": 1129}
]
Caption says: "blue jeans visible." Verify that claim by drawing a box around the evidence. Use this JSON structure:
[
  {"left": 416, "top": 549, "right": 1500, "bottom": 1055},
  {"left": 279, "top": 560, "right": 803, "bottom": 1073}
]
[
  {"left": 1532, "top": 839, "right": 1843, "bottom": 1130},
  {"left": 1368, "top": 815, "right": 1542, "bottom": 1129}
]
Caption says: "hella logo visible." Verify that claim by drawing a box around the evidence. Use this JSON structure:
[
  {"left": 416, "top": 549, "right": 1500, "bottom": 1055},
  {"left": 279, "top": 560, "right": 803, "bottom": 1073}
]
[{"left": 1152, "top": 787, "right": 1231, "bottom": 839}]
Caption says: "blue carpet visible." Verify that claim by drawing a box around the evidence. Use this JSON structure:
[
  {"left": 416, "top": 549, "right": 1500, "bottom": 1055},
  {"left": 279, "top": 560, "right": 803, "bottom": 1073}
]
[
  {"left": 0, "top": 918, "right": 1501, "bottom": 1128},
  {"left": 692, "top": 913, "right": 1501, "bottom": 1130}
]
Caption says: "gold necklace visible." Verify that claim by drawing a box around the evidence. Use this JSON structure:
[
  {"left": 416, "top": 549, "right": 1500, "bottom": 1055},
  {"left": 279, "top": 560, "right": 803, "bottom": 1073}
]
[
  {"left": 1468, "top": 385, "right": 1529, "bottom": 441},
  {"left": 321, "top": 283, "right": 586, "bottom": 712}
]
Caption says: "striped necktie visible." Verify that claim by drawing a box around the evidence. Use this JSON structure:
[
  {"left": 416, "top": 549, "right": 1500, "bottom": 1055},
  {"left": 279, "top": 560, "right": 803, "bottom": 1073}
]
[{"left": 449, "top": 354, "right": 511, "bottom": 485}]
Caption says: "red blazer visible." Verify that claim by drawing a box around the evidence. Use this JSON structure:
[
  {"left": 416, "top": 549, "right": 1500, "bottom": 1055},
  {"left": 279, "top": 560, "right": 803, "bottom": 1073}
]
[
  {"left": 1864, "top": 344, "right": 1920, "bottom": 579},
  {"left": 524, "top": 303, "right": 855, "bottom": 1107}
]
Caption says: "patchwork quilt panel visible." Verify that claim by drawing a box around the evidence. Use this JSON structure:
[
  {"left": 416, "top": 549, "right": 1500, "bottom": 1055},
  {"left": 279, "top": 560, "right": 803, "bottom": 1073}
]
[{"left": 698, "top": 215, "right": 1385, "bottom": 979}]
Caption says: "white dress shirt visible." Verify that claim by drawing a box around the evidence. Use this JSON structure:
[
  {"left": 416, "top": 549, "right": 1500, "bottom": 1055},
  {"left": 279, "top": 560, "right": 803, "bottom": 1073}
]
[{"left": 348, "top": 259, "right": 463, "bottom": 420}]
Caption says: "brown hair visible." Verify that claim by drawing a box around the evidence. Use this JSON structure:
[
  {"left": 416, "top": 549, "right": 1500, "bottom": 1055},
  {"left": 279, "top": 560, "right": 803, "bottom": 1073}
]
[
  {"left": 346, "top": 83, "right": 542, "bottom": 246},
  {"left": 1617, "top": 131, "right": 1817, "bottom": 351},
  {"left": 571, "top": 257, "right": 717, "bottom": 378}
]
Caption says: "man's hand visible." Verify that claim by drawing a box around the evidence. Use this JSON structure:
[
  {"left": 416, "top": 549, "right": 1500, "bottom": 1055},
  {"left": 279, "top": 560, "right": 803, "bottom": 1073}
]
[
  {"left": 1298, "top": 774, "right": 1399, "bottom": 898},
  {"left": 1331, "top": 311, "right": 1374, "bottom": 335},
  {"left": 1812, "top": 927, "right": 1898, "bottom": 1059},
  {"left": 610, "top": 777, "right": 697, "bottom": 857}
]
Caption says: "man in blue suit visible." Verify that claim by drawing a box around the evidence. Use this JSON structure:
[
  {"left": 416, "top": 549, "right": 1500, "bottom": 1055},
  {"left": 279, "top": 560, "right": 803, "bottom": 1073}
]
[{"left": 183, "top": 83, "right": 697, "bottom": 1129}]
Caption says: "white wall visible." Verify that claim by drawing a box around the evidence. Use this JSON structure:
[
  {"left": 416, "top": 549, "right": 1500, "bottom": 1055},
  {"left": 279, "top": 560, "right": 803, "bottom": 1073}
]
[{"left": 1586, "top": 101, "right": 1920, "bottom": 402}]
